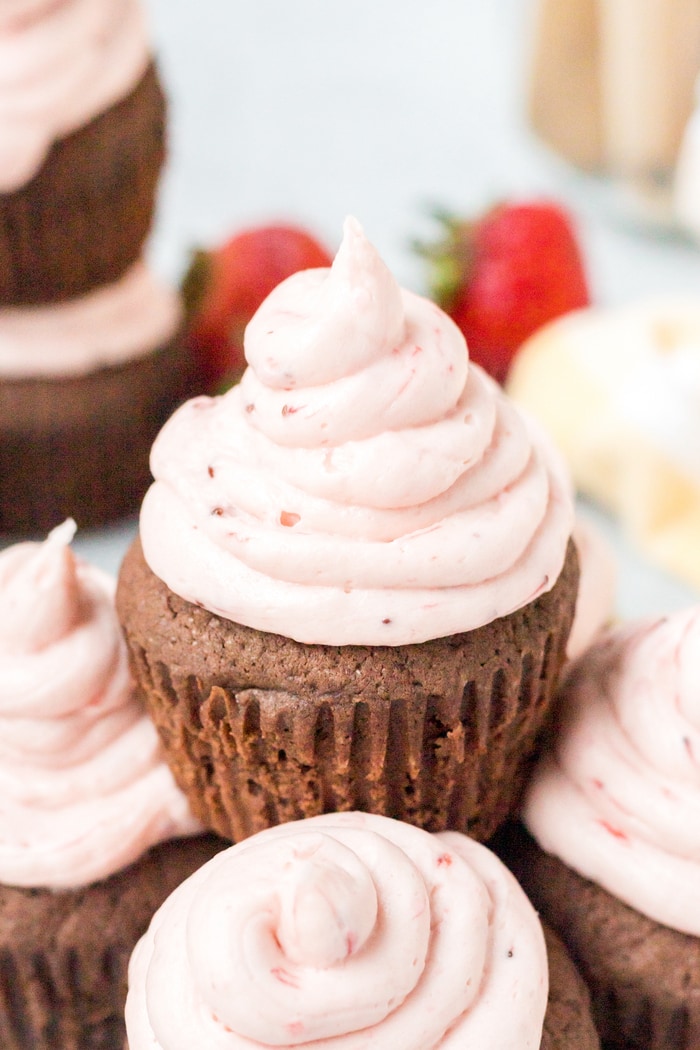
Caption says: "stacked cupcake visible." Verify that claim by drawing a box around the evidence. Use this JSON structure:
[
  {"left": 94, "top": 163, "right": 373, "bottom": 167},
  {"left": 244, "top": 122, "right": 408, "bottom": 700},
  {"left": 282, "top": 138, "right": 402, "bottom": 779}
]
[
  {"left": 117, "top": 215, "right": 580, "bottom": 844},
  {"left": 0, "top": 0, "right": 200, "bottom": 533},
  {"left": 0, "top": 520, "right": 223, "bottom": 1050},
  {"left": 125, "top": 812, "right": 600, "bottom": 1049},
  {"left": 497, "top": 605, "right": 700, "bottom": 1050},
  {"left": 111, "top": 217, "right": 610, "bottom": 1048}
]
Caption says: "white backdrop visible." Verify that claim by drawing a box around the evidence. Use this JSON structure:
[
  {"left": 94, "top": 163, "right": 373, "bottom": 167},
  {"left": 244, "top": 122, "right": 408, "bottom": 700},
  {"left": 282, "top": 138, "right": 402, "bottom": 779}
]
[{"left": 143, "top": 0, "right": 700, "bottom": 302}]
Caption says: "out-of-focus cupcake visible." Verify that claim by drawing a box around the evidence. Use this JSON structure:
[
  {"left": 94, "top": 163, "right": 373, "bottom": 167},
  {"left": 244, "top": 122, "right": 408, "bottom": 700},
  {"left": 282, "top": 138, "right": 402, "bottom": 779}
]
[
  {"left": 0, "top": 522, "right": 224, "bottom": 1050},
  {"left": 125, "top": 810, "right": 599, "bottom": 1049},
  {"left": 497, "top": 605, "right": 700, "bottom": 1050},
  {"left": 0, "top": 0, "right": 166, "bottom": 304},
  {"left": 0, "top": 261, "right": 199, "bottom": 532},
  {"left": 507, "top": 297, "right": 700, "bottom": 591},
  {"left": 0, "top": 0, "right": 205, "bottom": 532},
  {"left": 117, "top": 216, "right": 579, "bottom": 844}
]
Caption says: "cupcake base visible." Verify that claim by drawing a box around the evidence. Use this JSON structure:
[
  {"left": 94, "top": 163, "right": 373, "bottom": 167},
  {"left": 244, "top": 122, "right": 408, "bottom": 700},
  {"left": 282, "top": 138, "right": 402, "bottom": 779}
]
[
  {"left": 0, "top": 334, "right": 199, "bottom": 533},
  {"left": 0, "top": 834, "right": 224, "bottom": 1050},
  {"left": 116, "top": 538, "right": 579, "bottom": 844},
  {"left": 492, "top": 822, "right": 700, "bottom": 1050},
  {"left": 542, "top": 923, "right": 601, "bottom": 1049},
  {"left": 0, "top": 62, "right": 165, "bottom": 306}
]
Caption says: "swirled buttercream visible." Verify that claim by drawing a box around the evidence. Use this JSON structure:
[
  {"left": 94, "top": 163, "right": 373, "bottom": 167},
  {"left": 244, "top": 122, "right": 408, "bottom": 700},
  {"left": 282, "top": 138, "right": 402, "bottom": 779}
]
[
  {"left": 0, "top": 0, "right": 150, "bottom": 192},
  {"left": 0, "top": 520, "right": 200, "bottom": 890},
  {"left": 524, "top": 605, "right": 700, "bottom": 934},
  {"left": 126, "top": 811, "right": 548, "bottom": 1049},
  {"left": 139, "top": 217, "right": 573, "bottom": 645},
  {"left": 0, "top": 261, "right": 182, "bottom": 378}
]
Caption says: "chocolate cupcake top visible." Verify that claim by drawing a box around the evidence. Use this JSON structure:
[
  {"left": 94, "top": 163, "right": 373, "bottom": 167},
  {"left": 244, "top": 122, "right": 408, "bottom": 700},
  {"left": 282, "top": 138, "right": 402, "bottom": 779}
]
[
  {"left": 126, "top": 811, "right": 548, "bottom": 1048},
  {"left": 0, "top": 0, "right": 151, "bottom": 191},
  {"left": 524, "top": 605, "right": 700, "bottom": 934},
  {"left": 0, "top": 521, "right": 200, "bottom": 890},
  {"left": 140, "top": 217, "right": 573, "bottom": 645}
]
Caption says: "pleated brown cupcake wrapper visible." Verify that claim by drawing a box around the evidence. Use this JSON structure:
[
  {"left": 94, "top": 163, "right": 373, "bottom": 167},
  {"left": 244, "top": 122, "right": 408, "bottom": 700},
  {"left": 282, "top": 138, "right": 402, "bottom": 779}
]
[
  {"left": 133, "top": 612, "right": 570, "bottom": 844},
  {"left": 540, "top": 924, "right": 601, "bottom": 1050},
  {"left": 0, "top": 333, "right": 199, "bottom": 533},
  {"left": 0, "top": 62, "right": 165, "bottom": 306},
  {"left": 0, "top": 943, "right": 125, "bottom": 1050},
  {"left": 593, "top": 986, "right": 698, "bottom": 1050},
  {"left": 0, "top": 836, "right": 224, "bottom": 1050}
]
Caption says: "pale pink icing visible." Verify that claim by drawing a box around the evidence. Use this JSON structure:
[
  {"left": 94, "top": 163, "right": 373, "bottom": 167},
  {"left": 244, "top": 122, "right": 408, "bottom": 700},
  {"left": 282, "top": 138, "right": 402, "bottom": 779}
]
[
  {"left": 0, "top": 261, "right": 181, "bottom": 378},
  {"left": 567, "top": 515, "right": 617, "bottom": 659},
  {"left": 0, "top": 0, "right": 150, "bottom": 192},
  {"left": 139, "top": 217, "right": 574, "bottom": 646},
  {"left": 524, "top": 605, "right": 700, "bottom": 934},
  {"left": 125, "top": 811, "right": 548, "bottom": 1050},
  {"left": 0, "top": 520, "right": 201, "bottom": 890}
]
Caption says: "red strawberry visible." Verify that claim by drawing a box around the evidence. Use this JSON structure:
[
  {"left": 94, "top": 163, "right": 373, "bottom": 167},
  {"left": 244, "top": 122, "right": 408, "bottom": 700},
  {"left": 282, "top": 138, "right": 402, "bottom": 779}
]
[
  {"left": 183, "top": 222, "right": 334, "bottom": 391},
  {"left": 420, "top": 201, "right": 590, "bottom": 384}
]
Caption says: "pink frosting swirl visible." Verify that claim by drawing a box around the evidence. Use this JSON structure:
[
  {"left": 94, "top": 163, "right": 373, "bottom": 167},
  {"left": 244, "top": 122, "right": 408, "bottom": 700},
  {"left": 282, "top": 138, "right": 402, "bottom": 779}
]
[
  {"left": 126, "top": 811, "right": 548, "bottom": 1049},
  {"left": 0, "top": 0, "right": 149, "bottom": 192},
  {"left": 524, "top": 605, "right": 700, "bottom": 934},
  {"left": 0, "top": 260, "right": 182, "bottom": 378},
  {"left": 0, "top": 521, "right": 200, "bottom": 890},
  {"left": 140, "top": 217, "right": 573, "bottom": 645}
]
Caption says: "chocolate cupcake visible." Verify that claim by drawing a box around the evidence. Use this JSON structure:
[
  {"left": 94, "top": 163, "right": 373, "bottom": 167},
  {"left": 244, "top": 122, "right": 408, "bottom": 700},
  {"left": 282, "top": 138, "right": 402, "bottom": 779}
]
[
  {"left": 0, "top": 0, "right": 165, "bottom": 304},
  {"left": 495, "top": 824, "right": 700, "bottom": 1050},
  {"left": 495, "top": 606, "right": 700, "bottom": 1050},
  {"left": 0, "top": 524, "right": 225, "bottom": 1050},
  {"left": 117, "top": 217, "right": 578, "bottom": 843},
  {"left": 126, "top": 811, "right": 599, "bottom": 1049},
  {"left": 0, "top": 262, "right": 198, "bottom": 532},
  {"left": 0, "top": 835, "right": 222, "bottom": 1050}
]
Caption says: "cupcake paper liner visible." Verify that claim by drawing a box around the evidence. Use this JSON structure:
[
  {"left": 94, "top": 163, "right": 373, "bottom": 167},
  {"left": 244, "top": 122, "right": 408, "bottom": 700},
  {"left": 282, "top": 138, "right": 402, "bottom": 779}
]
[
  {"left": 117, "top": 537, "right": 579, "bottom": 844},
  {"left": 541, "top": 923, "right": 601, "bottom": 1050},
  {"left": 0, "top": 63, "right": 165, "bottom": 306}
]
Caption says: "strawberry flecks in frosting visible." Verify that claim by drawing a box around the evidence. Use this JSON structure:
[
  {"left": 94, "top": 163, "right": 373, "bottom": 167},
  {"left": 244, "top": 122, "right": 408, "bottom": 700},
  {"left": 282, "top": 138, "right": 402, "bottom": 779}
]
[
  {"left": 140, "top": 218, "right": 573, "bottom": 645},
  {"left": 0, "top": 522, "right": 200, "bottom": 890},
  {"left": 524, "top": 606, "right": 700, "bottom": 935},
  {"left": 597, "top": 820, "right": 628, "bottom": 841},
  {"left": 0, "top": 261, "right": 182, "bottom": 379},
  {"left": 0, "top": 0, "right": 150, "bottom": 192},
  {"left": 125, "top": 812, "right": 548, "bottom": 1050}
]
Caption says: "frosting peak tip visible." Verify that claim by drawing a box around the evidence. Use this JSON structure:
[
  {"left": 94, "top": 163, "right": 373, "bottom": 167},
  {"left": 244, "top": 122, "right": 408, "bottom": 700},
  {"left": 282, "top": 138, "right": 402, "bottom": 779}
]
[
  {"left": 276, "top": 833, "right": 377, "bottom": 968},
  {"left": 342, "top": 214, "right": 365, "bottom": 239},
  {"left": 47, "top": 517, "right": 78, "bottom": 548},
  {"left": 0, "top": 518, "right": 81, "bottom": 653},
  {"left": 334, "top": 216, "right": 388, "bottom": 282}
]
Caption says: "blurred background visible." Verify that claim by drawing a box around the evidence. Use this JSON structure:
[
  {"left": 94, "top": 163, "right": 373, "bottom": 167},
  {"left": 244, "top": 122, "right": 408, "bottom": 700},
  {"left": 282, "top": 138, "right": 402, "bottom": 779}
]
[
  {"left": 144, "top": 0, "right": 700, "bottom": 299},
  {"left": 77, "top": 0, "right": 700, "bottom": 616}
]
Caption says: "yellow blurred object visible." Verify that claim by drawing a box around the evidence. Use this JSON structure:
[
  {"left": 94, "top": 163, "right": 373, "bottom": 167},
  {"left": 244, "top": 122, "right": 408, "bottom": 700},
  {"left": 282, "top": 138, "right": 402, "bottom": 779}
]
[
  {"left": 527, "top": 0, "right": 603, "bottom": 171},
  {"left": 507, "top": 299, "right": 700, "bottom": 591}
]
